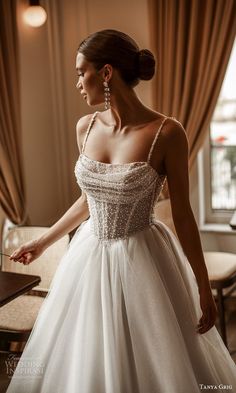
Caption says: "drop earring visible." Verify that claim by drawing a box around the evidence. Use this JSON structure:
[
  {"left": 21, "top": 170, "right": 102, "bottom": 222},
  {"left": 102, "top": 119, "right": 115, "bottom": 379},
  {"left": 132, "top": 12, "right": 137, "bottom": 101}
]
[{"left": 103, "top": 81, "right": 110, "bottom": 110}]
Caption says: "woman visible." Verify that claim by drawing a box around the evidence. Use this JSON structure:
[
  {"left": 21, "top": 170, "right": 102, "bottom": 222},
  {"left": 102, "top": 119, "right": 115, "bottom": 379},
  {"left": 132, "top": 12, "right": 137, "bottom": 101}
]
[{"left": 6, "top": 30, "right": 236, "bottom": 392}]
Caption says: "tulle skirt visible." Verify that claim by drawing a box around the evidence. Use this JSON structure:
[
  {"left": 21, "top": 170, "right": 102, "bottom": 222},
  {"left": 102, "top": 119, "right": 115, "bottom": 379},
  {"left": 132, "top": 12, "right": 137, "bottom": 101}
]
[{"left": 6, "top": 218, "right": 236, "bottom": 393}]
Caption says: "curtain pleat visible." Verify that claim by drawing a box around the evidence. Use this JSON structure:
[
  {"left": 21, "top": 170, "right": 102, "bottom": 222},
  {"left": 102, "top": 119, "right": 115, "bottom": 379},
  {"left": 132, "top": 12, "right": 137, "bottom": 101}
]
[
  {"left": 149, "top": 0, "right": 236, "bottom": 199},
  {"left": 0, "top": 0, "right": 28, "bottom": 224}
]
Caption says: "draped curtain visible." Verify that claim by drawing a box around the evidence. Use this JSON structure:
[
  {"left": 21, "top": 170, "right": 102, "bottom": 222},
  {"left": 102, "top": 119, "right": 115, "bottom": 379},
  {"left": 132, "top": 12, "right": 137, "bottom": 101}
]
[
  {"left": 149, "top": 0, "right": 236, "bottom": 199},
  {"left": 0, "top": 0, "right": 28, "bottom": 224}
]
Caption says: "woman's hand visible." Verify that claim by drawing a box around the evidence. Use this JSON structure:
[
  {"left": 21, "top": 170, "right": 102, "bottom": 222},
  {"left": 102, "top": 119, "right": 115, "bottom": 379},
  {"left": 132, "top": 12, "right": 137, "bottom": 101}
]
[
  {"left": 9, "top": 238, "right": 46, "bottom": 265},
  {"left": 196, "top": 286, "right": 218, "bottom": 334}
]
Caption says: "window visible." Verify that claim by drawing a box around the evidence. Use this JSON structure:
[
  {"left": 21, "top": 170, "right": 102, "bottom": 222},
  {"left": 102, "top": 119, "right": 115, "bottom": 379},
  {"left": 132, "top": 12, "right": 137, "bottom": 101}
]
[{"left": 199, "top": 38, "right": 236, "bottom": 225}]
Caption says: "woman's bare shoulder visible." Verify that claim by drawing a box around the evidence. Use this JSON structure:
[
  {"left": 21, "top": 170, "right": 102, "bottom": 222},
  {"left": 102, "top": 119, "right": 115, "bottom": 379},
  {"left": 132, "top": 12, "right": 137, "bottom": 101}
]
[
  {"left": 160, "top": 118, "right": 189, "bottom": 170},
  {"left": 76, "top": 113, "right": 96, "bottom": 152},
  {"left": 162, "top": 116, "right": 188, "bottom": 145},
  {"left": 76, "top": 113, "right": 94, "bottom": 134}
]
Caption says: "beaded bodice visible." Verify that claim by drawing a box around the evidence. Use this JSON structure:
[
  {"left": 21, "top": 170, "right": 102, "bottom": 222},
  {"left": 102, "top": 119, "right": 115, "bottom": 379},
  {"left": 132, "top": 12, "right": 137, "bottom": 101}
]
[{"left": 74, "top": 112, "right": 168, "bottom": 242}]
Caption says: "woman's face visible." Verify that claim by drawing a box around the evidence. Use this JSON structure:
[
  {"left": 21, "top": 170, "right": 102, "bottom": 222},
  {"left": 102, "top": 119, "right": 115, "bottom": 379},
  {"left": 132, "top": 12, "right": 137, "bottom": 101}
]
[{"left": 76, "top": 52, "right": 104, "bottom": 106}]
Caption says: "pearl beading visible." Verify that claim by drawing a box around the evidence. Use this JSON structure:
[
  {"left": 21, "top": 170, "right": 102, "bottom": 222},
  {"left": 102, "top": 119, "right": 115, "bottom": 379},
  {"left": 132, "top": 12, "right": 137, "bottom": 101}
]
[{"left": 74, "top": 156, "right": 166, "bottom": 243}]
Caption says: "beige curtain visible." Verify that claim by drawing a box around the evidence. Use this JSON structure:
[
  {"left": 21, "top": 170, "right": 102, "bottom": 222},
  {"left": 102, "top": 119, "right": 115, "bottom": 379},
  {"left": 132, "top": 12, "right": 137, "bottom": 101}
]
[
  {"left": 0, "top": 0, "right": 28, "bottom": 224},
  {"left": 149, "top": 0, "right": 236, "bottom": 199}
]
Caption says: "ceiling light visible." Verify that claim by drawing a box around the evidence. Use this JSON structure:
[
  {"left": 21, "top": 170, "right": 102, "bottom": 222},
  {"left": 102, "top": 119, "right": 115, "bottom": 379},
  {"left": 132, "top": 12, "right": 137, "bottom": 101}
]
[{"left": 23, "top": 0, "right": 47, "bottom": 28}]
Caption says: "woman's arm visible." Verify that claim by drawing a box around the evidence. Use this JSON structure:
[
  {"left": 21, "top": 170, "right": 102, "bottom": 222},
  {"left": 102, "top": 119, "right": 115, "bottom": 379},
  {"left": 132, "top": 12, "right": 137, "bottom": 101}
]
[
  {"left": 37, "top": 194, "right": 89, "bottom": 250},
  {"left": 164, "top": 120, "right": 209, "bottom": 290},
  {"left": 35, "top": 114, "right": 93, "bottom": 250},
  {"left": 10, "top": 114, "right": 92, "bottom": 263},
  {"left": 162, "top": 119, "right": 218, "bottom": 334}
]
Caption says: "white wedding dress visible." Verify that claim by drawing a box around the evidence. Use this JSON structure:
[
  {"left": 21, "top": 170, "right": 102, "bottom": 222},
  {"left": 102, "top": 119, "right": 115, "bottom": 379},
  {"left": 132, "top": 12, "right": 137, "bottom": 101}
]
[{"left": 6, "top": 112, "right": 236, "bottom": 393}]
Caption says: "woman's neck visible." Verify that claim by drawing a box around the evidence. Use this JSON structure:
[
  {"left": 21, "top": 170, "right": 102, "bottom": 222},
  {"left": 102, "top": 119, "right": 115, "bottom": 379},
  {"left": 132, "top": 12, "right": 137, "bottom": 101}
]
[{"left": 107, "top": 85, "right": 157, "bottom": 131}]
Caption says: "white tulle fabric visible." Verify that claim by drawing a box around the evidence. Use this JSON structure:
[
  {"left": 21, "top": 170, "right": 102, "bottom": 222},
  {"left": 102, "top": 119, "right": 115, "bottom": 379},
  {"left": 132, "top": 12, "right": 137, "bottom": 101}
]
[{"left": 6, "top": 114, "right": 236, "bottom": 393}]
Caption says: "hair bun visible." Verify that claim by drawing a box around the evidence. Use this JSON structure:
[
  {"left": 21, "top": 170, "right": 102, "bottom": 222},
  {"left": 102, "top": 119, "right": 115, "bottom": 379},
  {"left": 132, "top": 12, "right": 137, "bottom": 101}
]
[{"left": 137, "top": 49, "right": 155, "bottom": 81}]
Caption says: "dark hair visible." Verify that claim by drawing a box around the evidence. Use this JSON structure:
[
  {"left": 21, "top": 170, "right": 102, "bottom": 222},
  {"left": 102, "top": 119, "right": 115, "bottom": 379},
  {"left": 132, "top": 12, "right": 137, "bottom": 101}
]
[{"left": 77, "top": 29, "right": 155, "bottom": 88}]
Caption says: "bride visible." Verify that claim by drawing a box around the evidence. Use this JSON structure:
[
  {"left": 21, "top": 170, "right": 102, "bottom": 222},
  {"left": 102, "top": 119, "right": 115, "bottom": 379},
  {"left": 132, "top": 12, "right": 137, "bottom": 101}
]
[{"left": 6, "top": 29, "right": 236, "bottom": 393}]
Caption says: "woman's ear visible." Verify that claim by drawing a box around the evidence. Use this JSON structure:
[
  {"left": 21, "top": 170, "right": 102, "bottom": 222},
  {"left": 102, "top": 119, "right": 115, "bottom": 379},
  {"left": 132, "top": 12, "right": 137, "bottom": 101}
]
[{"left": 103, "top": 64, "right": 113, "bottom": 82}]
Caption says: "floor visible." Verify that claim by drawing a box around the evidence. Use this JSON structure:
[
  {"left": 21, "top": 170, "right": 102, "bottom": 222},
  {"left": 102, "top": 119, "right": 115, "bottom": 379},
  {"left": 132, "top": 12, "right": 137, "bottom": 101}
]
[{"left": 0, "top": 308, "right": 236, "bottom": 393}]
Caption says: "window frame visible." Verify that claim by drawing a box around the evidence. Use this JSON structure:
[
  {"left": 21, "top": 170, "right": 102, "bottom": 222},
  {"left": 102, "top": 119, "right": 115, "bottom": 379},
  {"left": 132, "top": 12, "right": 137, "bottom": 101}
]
[{"left": 198, "top": 129, "right": 235, "bottom": 225}]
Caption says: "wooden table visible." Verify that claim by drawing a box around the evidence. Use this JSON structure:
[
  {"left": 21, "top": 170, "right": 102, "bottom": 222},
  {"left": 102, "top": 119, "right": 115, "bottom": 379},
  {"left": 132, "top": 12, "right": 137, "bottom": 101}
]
[{"left": 0, "top": 271, "right": 41, "bottom": 307}]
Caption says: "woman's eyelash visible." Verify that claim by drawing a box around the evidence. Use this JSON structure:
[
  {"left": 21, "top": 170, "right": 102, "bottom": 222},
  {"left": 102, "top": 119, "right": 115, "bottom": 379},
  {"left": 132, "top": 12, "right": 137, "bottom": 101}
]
[{"left": 77, "top": 73, "right": 84, "bottom": 77}]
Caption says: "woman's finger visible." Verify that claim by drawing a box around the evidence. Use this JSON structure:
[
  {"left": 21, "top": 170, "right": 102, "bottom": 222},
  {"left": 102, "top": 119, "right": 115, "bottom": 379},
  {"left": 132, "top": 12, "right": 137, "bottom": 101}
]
[
  {"left": 10, "top": 245, "right": 31, "bottom": 260},
  {"left": 25, "top": 254, "right": 32, "bottom": 264},
  {"left": 197, "top": 313, "right": 209, "bottom": 331},
  {"left": 18, "top": 256, "right": 27, "bottom": 263},
  {"left": 198, "top": 321, "right": 215, "bottom": 334},
  {"left": 197, "top": 312, "right": 215, "bottom": 333},
  {"left": 10, "top": 249, "right": 24, "bottom": 259}
]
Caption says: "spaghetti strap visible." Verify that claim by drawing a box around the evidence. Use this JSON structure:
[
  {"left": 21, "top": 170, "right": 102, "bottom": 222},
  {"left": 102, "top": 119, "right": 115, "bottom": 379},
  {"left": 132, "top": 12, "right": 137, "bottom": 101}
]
[
  {"left": 147, "top": 116, "right": 168, "bottom": 163},
  {"left": 81, "top": 111, "right": 98, "bottom": 154}
]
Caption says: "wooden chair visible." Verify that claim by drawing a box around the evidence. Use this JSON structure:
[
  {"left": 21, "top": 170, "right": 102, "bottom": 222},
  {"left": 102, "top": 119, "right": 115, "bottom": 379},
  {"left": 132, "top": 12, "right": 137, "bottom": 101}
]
[
  {"left": 204, "top": 251, "right": 236, "bottom": 349},
  {"left": 0, "top": 226, "right": 70, "bottom": 354}
]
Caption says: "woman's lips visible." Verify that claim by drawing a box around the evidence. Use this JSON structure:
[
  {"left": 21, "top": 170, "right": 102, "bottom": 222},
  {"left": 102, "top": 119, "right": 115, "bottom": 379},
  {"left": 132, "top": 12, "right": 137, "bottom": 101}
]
[{"left": 81, "top": 93, "right": 87, "bottom": 100}]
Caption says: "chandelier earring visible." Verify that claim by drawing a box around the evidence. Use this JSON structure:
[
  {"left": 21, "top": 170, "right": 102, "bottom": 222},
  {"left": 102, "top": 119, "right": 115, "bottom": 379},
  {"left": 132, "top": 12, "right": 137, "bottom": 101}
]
[{"left": 103, "top": 81, "right": 111, "bottom": 110}]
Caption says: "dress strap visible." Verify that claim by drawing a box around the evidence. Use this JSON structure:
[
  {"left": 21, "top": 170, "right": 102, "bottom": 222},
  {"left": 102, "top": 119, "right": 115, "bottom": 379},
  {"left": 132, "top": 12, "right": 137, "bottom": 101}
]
[
  {"left": 81, "top": 111, "right": 98, "bottom": 154},
  {"left": 147, "top": 116, "right": 168, "bottom": 163}
]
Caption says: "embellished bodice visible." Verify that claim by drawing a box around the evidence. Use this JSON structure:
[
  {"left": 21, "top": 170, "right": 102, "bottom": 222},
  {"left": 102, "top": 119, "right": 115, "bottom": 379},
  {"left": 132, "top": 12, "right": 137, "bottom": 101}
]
[
  {"left": 74, "top": 111, "right": 170, "bottom": 242},
  {"left": 75, "top": 154, "right": 166, "bottom": 242}
]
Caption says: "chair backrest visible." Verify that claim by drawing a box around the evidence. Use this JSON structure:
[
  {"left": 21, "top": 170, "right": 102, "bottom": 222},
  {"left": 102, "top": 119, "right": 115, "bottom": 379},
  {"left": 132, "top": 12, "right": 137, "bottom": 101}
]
[{"left": 1, "top": 226, "right": 70, "bottom": 291}]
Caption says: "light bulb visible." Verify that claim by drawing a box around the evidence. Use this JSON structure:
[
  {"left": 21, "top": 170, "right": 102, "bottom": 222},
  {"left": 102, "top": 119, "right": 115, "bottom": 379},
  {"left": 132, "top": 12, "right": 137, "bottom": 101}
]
[{"left": 23, "top": 5, "right": 47, "bottom": 27}]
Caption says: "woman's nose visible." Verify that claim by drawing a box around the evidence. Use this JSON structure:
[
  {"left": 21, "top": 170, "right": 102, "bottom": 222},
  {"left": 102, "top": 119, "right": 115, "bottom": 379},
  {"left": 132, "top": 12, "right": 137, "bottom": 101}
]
[{"left": 76, "top": 81, "right": 82, "bottom": 89}]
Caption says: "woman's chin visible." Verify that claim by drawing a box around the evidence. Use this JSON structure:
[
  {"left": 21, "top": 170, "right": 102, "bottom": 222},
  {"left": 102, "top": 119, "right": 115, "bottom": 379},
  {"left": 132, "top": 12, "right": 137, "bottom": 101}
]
[
  {"left": 86, "top": 97, "right": 104, "bottom": 107},
  {"left": 86, "top": 97, "right": 93, "bottom": 106}
]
